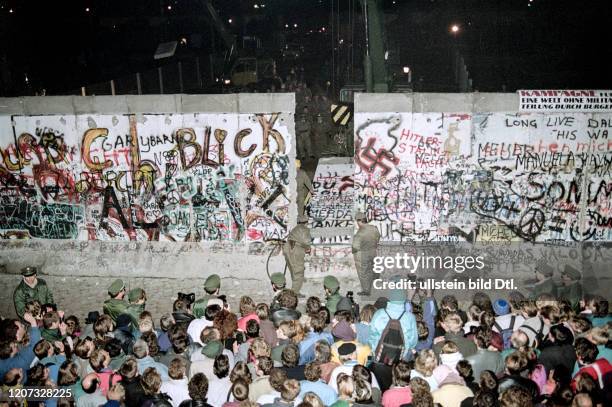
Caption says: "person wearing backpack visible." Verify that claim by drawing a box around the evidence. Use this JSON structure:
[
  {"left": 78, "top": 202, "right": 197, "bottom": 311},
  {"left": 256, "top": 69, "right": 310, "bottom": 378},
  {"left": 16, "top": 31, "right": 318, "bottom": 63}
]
[
  {"left": 492, "top": 294, "right": 525, "bottom": 350},
  {"left": 368, "top": 288, "right": 417, "bottom": 391}
]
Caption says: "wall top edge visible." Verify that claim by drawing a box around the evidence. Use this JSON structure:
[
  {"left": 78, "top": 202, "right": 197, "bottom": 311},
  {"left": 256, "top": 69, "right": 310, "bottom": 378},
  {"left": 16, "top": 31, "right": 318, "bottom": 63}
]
[{"left": 0, "top": 94, "right": 296, "bottom": 116}]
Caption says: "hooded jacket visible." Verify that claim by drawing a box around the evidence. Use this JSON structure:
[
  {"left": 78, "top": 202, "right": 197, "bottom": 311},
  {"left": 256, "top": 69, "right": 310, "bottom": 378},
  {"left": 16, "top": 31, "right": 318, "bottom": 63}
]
[{"left": 368, "top": 301, "right": 418, "bottom": 360}]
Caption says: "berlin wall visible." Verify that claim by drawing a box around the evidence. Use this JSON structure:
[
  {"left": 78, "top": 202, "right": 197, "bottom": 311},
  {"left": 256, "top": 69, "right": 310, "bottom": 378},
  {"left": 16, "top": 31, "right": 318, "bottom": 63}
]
[
  {"left": 348, "top": 92, "right": 612, "bottom": 298},
  {"left": 0, "top": 94, "right": 296, "bottom": 317}
]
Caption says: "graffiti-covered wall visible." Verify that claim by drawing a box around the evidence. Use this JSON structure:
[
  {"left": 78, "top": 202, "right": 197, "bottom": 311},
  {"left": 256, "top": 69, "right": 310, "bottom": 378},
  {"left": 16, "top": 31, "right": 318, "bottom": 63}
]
[
  {"left": 354, "top": 94, "right": 612, "bottom": 243},
  {"left": 0, "top": 99, "right": 294, "bottom": 245},
  {"left": 0, "top": 95, "right": 296, "bottom": 318}
]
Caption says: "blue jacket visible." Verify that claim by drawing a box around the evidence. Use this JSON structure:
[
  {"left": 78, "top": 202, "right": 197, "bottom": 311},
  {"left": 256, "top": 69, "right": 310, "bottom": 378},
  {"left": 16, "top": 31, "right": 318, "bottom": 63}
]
[
  {"left": 0, "top": 327, "right": 41, "bottom": 381},
  {"left": 299, "top": 379, "right": 338, "bottom": 405},
  {"left": 369, "top": 301, "right": 418, "bottom": 360},
  {"left": 299, "top": 331, "right": 334, "bottom": 365},
  {"left": 408, "top": 298, "right": 436, "bottom": 352},
  {"left": 137, "top": 356, "right": 169, "bottom": 381}
]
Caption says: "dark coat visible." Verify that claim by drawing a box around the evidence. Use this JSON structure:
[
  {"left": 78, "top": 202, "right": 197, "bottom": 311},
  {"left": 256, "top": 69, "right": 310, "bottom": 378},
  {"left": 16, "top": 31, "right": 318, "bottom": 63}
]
[
  {"left": 122, "top": 375, "right": 147, "bottom": 407},
  {"left": 178, "top": 400, "right": 214, "bottom": 407},
  {"left": 538, "top": 343, "right": 577, "bottom": 376}
]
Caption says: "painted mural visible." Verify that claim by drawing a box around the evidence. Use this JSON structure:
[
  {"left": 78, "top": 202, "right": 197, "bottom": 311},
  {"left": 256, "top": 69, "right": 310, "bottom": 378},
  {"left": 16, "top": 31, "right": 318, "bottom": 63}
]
[
  {"left": 0, "top": 113, "right": 293, "bottom": 243},
  {"left": 354, "top": 112, "right": 612, "bottom": 242}
]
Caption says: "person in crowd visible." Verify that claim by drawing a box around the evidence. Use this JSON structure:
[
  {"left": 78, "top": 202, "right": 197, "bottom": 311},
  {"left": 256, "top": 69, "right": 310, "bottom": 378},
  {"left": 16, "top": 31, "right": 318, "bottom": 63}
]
[
  {"left": 270, "top": 290, "right": 302, "bottom": 328},
  {"left": 161, "top": 357, "right": 190, "bottom": 407},
  {"left": 538, "top": 324, "right": 576, "bottom": 375},
  {"left": 257, "top": 368, "right": 289, "bottom": 405},
  {"left": 262, "top": 378, "right": 301, "bottom": 407},
  {"left": 119, "top": 356, "right": 147, "bottom": 407},
  {"left": 246, "top": 356, "right": 272, "bottom": 401},
  {"left": 298, "top": 362, "right": 337, "bottom": 405},
  {"left": 79, "top": 372, "right": 108, "bottom": 407},
  {"left": 352, "top": 211, "right": 381, "bottom": 296},
  {"left": 330, "top": 374, "right": 353, "bottom": 407},
  {"left": 381, "top": 360, "right": 412, "bottom": 407},
  {"left": 299, "top": 313, "right": 333, "bottom": 364},
  {"left": 113, "top": 313, "right": 135, "bottom": 355},
  {"left": 434, "top": 312, "right": 477, "bottom": 358},
  {"left": 0, "top": 312, "right": 40, "bottom": 380},
  {"left": 258, "top": 303, "right": 279, "bottom": 348},
  {"left": 13, "top": 266, "right": 55, "bottom": 319},
  {"left": 141, "top": 367, "right": 172, "bottom": 407},
  {"left": 354, "top": 305, "right": 375, "bottom": 346},
  {"left": 237, "top": 296, "right": 260, "bottom": 331},
  {"left": 465, "top": 327, "right": 504, "bottom": 379},
  {"left": 160, "top": 324, "right": 192, "bottom": 371},
  {"left": 500, "top": 386, "right": 534, "bottom": 407},
  {"left": 105, "top": 338, "right": 128, "bottom": 371},
  {"left": 103, "top": 279, "right": 127, "bottom": 322},
  {"left": 89, "top": 348, "right": 121, "bottom": 396},
  {"left": 179, "top": 373, "right": 214, "bottom": 407},
  {"left": 280, "top": 343, "right": 306, "bottom": 380},
  {"left": 133, "top": 339, "right": 169, "bottom": 381},
  {"left": 497, "top": 352, "right": 540, "bottom": 399},
  {"left": 571, "top": 337, "right": 612, "bottom": 392},
  {"left": 190, "top": 339, "right": 223, "bottom": 378}
]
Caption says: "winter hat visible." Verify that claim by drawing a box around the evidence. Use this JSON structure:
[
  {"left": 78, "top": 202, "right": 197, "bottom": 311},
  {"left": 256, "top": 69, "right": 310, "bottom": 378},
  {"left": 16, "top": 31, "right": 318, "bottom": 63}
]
[
  {"left": 332, "top": 320, "right": 356, "bottom": 341},
  {"left": 493, "top": 299, "right": 510, "bottom": 316}
]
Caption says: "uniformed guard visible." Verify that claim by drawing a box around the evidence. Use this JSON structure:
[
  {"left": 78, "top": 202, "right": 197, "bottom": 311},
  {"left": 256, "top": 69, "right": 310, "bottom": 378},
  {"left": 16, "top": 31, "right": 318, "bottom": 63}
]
[
  {"left": 269, "top": 272, "right": 287, "bottom": 311},
  {"left": 296, "top": 160, "right": 314, "bottom": 217},
  {"left": 282, "top": 214, "right": 312, "bottom": 297},
  {"left": 192, "top": 274, "right": 221, "bottom": 317},
  {"left": 531, "top": 262, "right": 557, "bottom": 299},
  {"left": 124, "top": 288, "right": 146, "bottom": 326},
  {"left": 295, "top": 106, "right": 313, "bottom": 160},
  {"left": 323, "top": 275, "right": 342, "bottom": 315},
  {"left": 103, "top": 279, "right": 127, "bottom": 322},
  {"left": 13, "top": 266, "right": 54, "bottom": 319},
  {"left": 352, "top": 211, "right": 381, "bottom": 296},
  {"left": 558, "top": 264, "right": 582, "bottom": 306}
]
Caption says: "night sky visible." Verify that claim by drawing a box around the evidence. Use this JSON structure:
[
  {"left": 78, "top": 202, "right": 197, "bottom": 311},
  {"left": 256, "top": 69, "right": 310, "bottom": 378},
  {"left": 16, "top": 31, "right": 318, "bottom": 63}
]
[{"left": 0, "top": 0, "right": 610, "bottom": 96}]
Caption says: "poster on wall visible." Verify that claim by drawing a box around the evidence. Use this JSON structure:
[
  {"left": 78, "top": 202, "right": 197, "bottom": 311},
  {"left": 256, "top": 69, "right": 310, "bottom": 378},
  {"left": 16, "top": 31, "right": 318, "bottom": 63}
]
[{"left": 518, "top": 89, "right": 612, "bottom": 112}]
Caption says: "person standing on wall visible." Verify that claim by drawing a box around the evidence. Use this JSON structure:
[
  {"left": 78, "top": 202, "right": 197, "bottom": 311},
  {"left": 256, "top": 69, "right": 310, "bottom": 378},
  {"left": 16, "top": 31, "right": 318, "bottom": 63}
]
[
  {"left": 352, "top": 211, "right": 381, "bottom": 297},
  {"left": 296, "top": 159, "right": 313, "bottom": 218},
  {"left": 282, "top": 213, "right": 312, "bottom": 298},
  {"left": 13, "top": 266, "right": 55, "bottom": 319}
]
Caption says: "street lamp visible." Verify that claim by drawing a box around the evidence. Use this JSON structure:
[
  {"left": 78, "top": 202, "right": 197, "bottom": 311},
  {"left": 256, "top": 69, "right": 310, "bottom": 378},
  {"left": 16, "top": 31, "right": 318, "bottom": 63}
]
[
  {"left": 451, "top": 24, "right": 460, "bottom": 34},
  {"left": 403, "top": 66, "right": 412, "bottom": 84}
]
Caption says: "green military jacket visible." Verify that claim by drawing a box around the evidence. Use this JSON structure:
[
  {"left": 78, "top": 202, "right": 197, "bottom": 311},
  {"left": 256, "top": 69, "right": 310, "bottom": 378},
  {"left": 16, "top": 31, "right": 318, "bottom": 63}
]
[
  {"left": 287, "top": 224, "right": 312, "bottom": 250},
  {"left": 192, "top": 295, "right": 217, "bottom": 319},
  {"left": 557, "top": 281, "right": 582, "bottom": 306},
  {"left": 352, "top": 224, "right": 381, "bottom": 253},
  {"left": 41, "top": 328, "right": 64, "bottom": 342},
  {"left": 532, "top": 277, "right": 558, "bottom": 298},
  {"left": 326, "top": 292, "right": 343, "bottom": 315},
  {"left": 124, "top": 303, "right": 145, "bottom": 326},
  {"left": 103, "top": 298, "right": 128, "bottom": 322},
  {"left": 296, "top": 169, "right": 313, "bottom": 202},
  {"left": 14, "top": 278, "right": 54, "bottom": 318}
]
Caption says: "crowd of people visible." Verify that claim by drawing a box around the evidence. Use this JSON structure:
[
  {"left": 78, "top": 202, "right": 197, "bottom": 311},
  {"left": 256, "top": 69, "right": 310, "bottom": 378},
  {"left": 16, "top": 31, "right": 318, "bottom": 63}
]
[{"left": 1, "top": 265, "right": 610, "bottom": 407}]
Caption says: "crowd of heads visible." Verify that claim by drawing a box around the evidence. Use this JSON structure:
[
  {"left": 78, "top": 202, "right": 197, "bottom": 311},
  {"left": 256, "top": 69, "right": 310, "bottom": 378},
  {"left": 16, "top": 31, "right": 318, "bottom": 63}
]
[{"left": 1, "top": 269, "right": 610, "bottom": 407}]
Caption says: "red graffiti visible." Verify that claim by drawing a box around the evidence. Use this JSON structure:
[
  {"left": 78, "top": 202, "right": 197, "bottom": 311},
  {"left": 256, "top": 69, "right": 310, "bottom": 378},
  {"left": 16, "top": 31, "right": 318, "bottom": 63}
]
[{"left": 356, "top": 137, "right": 399, "bottom": 176}]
